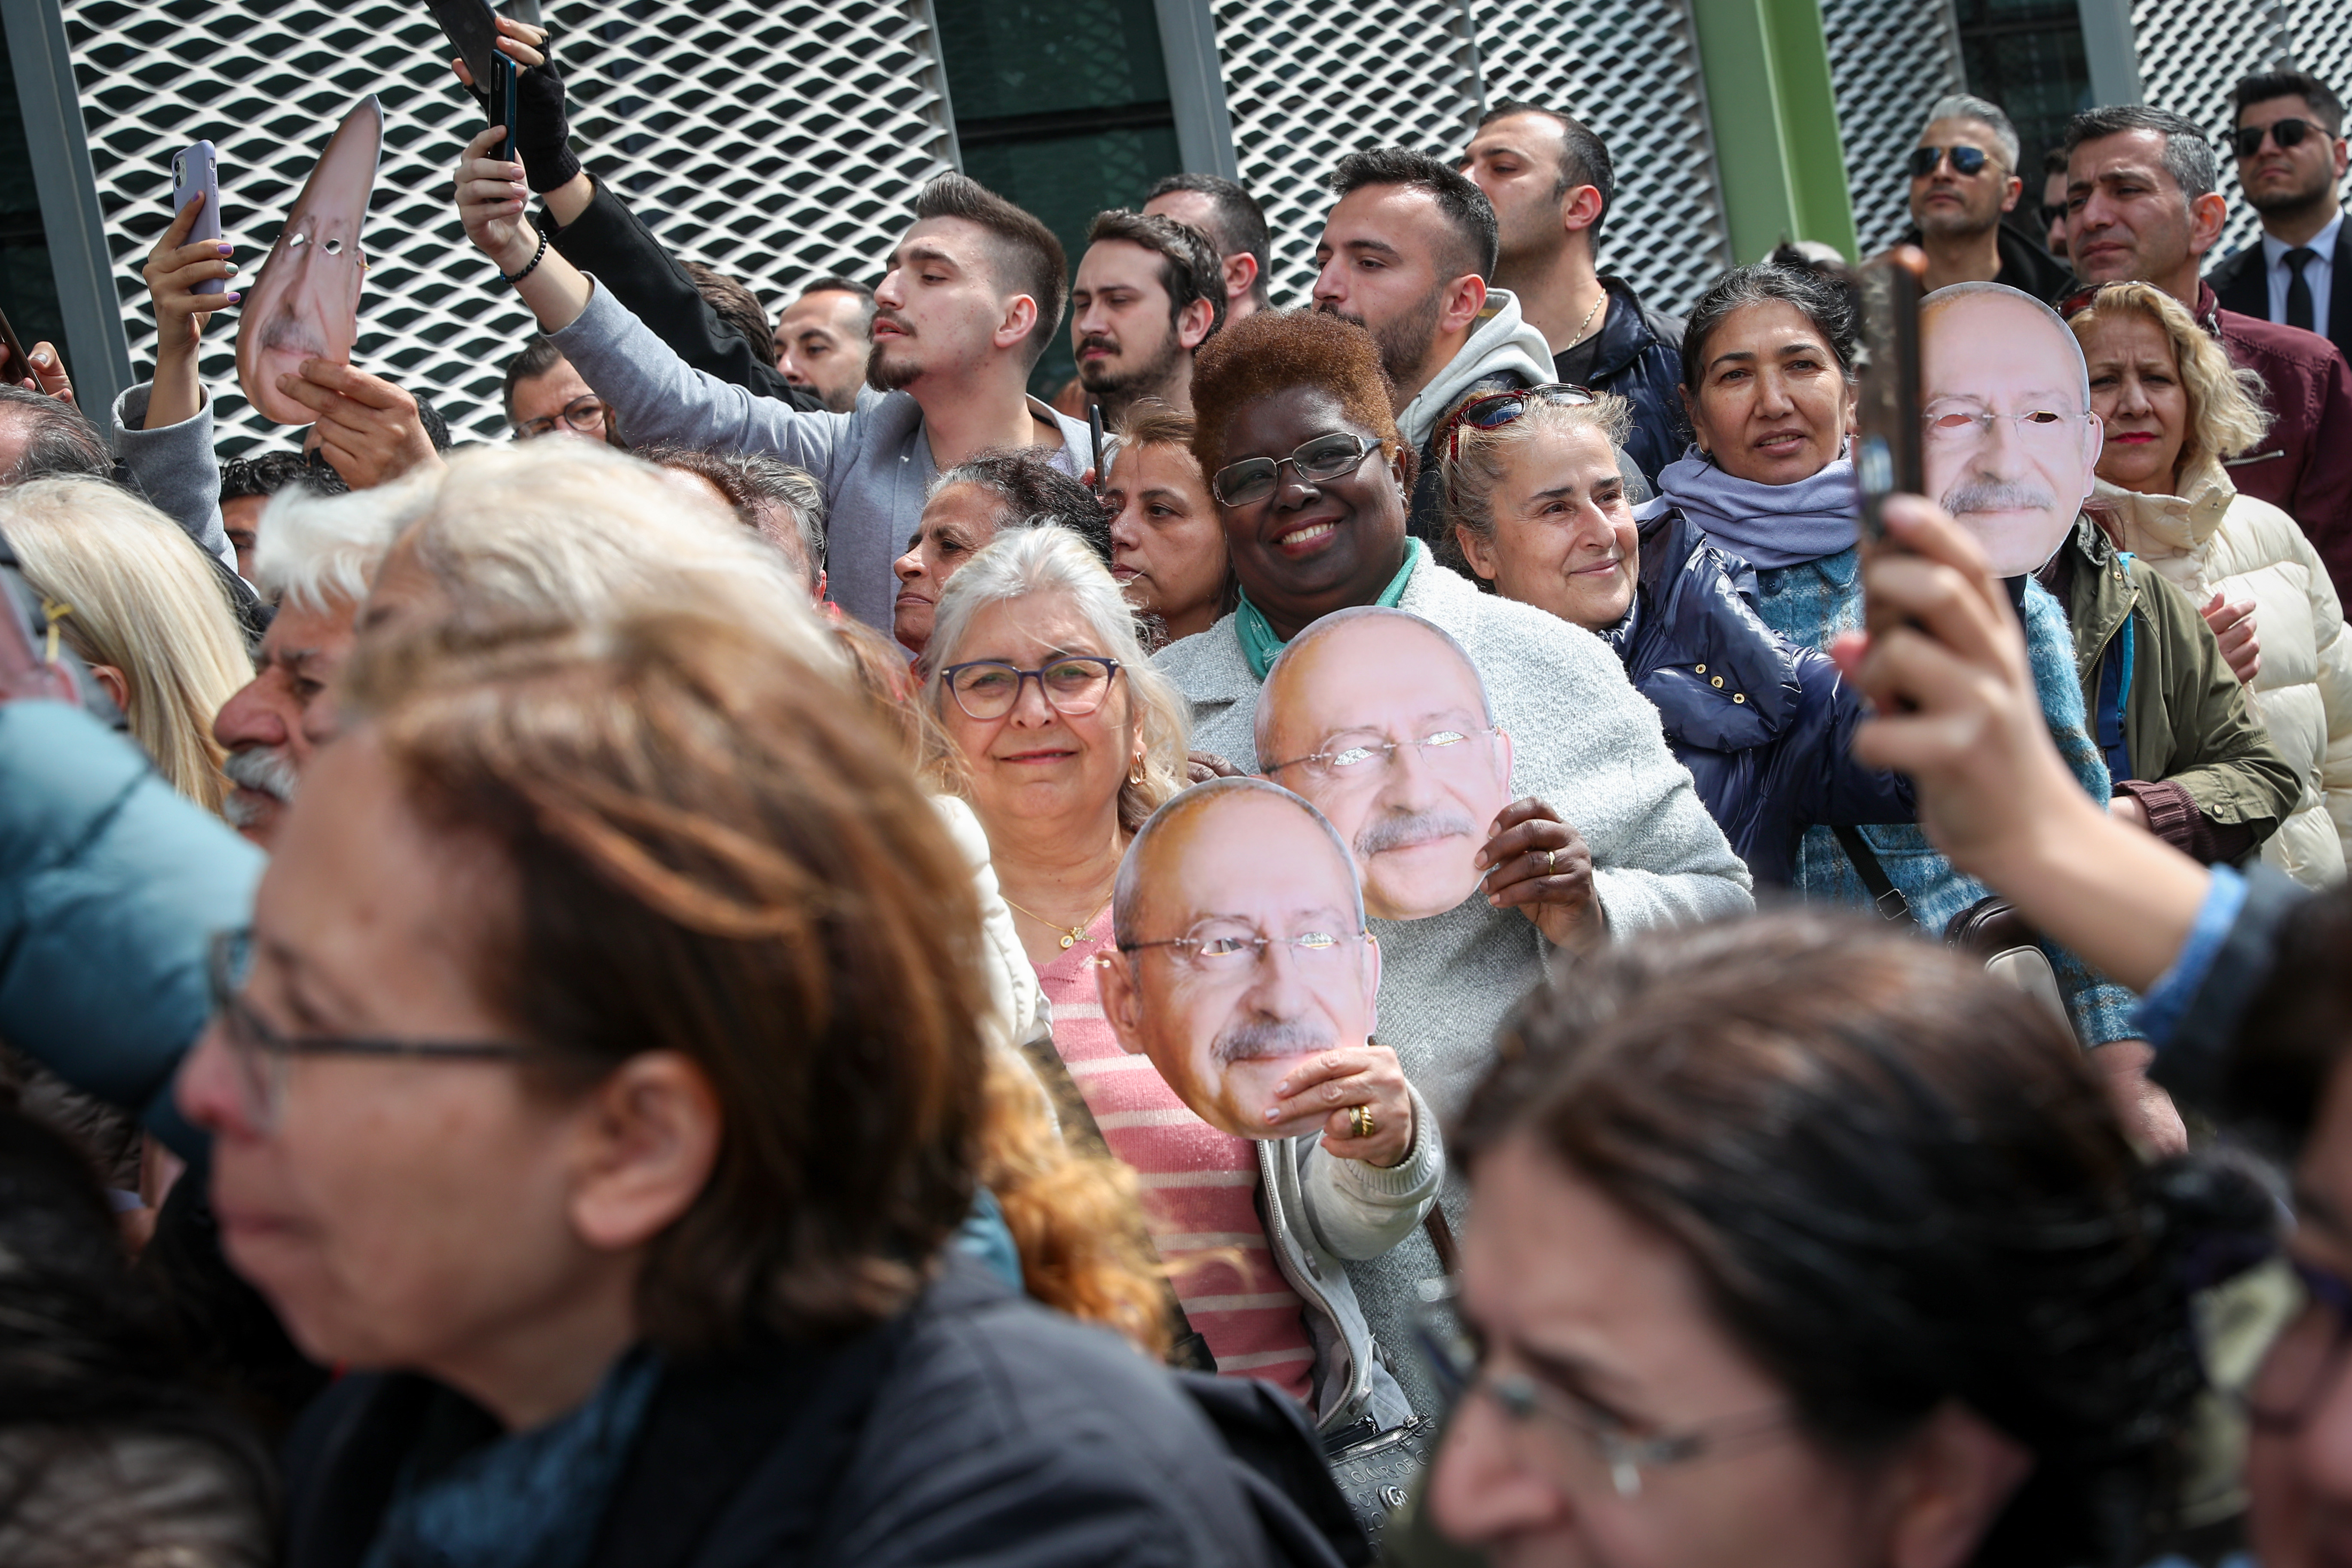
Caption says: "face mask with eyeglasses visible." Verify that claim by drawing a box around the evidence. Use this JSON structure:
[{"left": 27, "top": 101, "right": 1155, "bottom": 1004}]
[
  {"left": 1114, "top": 924, "right": 1370, "bottom": 976},
  {"left": 1211, "top": 432, "right": 1380, "bottom": 508},
  {"left": 2233, "top": 117, "right": 2331, "bottom": 159},
  {"left": 1921, "top": 406, "right": 2093, "bottom": 444},
  {"left": 514, "top": 393, "right": 610, "bottom": 440}
]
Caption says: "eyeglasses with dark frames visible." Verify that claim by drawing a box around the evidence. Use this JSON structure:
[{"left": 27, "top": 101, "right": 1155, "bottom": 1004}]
[
  {"left": 1414, "top": 1280, "right": 1796, "bottom": 1501},
  {"left": 1906, "top": 144, "right": 1991, "bottom": 179},
  {"left": 208, "top": 927, "right": 544, "bottom": 1132},
  {"left": 1210, "top": 432, "right": 1379, "bottom": 507},
  {"left": 2232, "top": 117, "right": 2325, "bottom": 159},
  {"left": 1437, "top": 384, "right": 1598, "bottom": 467},
  {"left": 516, "top": 393, "right": 611, "bottom": 440},
  {"left": 940, "top": 655, "right": 1123, "bottom": 721}
]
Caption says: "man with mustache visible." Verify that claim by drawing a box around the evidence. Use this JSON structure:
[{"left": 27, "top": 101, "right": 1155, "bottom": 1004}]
[
  {"left": 1096, "top": 777, "right": 1439, "bottom": 1431},
  {"left": 1922, "top": 281, "right": 2296, "bottom": 1145},
  {"left": 1253, "top": 607, "right": 1534, "bottom": 931},
  {"left": 211, "top": 482, "right": 410, "bottom": 846},
  {"left": 1312, "top": 148, "right": 1553, "bottom": 541},
  {"left": 1069, "top": 210, "right": 1225, "bottom": 423}
]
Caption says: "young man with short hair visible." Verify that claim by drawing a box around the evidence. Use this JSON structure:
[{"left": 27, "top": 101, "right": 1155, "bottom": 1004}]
[
  {"left": 1457, "top": 101, "right": 1689, "bottom": 481},
  {"left": 1313, "top": 147, "right": 1552, "bottom": 539},
  {"left": 2065, "top": 104, "right": 2352, "bottom": 594},
  {"left": 457, "top": 129, "right": 1090, "bottom": 631},
  {"left": 1144, "top": 172, "right": 1272, "bottom": 322},
  {"left": 774, "top": 277, "right": 874, "bottom": 414},
  {"left": 2208, "top": 70, "right": 2351, "bottom": 362},
  {"left": 1069, "top": 209, "right": 1225, "bottom": 422}
]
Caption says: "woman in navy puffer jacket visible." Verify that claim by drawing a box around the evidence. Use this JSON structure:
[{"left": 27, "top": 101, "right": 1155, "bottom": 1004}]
[{"left": 1438, "top": 389, "right": 1911, "bottom": 885}]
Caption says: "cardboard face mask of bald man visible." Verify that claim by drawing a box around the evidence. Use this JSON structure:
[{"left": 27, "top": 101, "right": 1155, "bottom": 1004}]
[
  {"left": 1920, "top": 282, "right": 2103, "bottom": 576},
  {"left": 1096, "top": 781, "right": 1389, "bottom": 1144},
  {"left": 1253, "top": 607, "right": 1515, "bottom": 922},
  {"left": 236, "top": 95, "right": 382, "bottom": 427}
]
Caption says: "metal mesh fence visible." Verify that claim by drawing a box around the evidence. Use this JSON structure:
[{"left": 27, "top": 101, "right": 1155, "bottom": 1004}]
[
  {"left": 1821, "top": 0, "right": 1967, "bottom": 257},
  {"left": 61, "top": 0, "right": 952, "bottom": 455}
]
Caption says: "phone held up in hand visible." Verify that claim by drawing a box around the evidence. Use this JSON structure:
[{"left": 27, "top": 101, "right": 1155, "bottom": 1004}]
[
  {"left": 171, "top": 141, "right": 226, "bottom": 295},
  {"left": 488, "top": 50, "right": 519, "bottom": 162},
  {"left": 1855, "top": 251, "right": 1925, "bottom": 544}
]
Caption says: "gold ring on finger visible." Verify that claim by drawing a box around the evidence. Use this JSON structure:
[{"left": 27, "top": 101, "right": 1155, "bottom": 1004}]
[{"left": 1350, "top": 1104, "right": 1375, "bottom": 1140}]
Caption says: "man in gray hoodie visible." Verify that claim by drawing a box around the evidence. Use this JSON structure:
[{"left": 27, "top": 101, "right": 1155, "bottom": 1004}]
[
  {"left": 1312, "top": 149, "right": 1555, "bottom": 542},
  {"left": 453, "top": 130, "right": 1092, "bottom": 631}
]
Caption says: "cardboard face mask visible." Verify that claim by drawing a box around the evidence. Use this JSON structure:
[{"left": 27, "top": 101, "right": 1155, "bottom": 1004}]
[
  {"left": 236, "top": 96, "right": 382, "bottom": 426},
  {"left": 1254, "top": 607, "right": 1513, "bottom": 922},
  {"left": 1099, "top": 783, "right": 1380, "bottom": 1141},
  {"left": 1920, "top": 284, "right": 2104, "bottom": 576}
]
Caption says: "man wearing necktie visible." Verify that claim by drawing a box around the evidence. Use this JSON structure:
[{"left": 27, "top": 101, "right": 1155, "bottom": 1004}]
[{"left": 2209, "top": 70, "right": 2351, "bottom": 364}]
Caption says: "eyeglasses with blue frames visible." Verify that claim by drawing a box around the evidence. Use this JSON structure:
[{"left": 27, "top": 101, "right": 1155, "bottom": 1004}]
[
  {"left": 207, "top": 926, "right": 544, "bottom": 1132},
  {"left": 939, "top": 655, "right": 1123, "bottom": 722},
  {"left": 1414, "top": 1280, "right": 1796, "bottom": 1500}
]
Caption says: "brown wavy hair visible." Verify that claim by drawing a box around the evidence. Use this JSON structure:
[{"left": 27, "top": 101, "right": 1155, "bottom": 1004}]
[{"left": 342, "top": 610, "right": 987, "bottom": 1352}]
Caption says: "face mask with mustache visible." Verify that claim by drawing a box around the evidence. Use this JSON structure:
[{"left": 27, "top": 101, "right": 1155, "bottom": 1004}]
[
  {"left": 1942, "top": 478, "right": 2056, "bottom": 515},
  {"left": 1354, "top": 808, "right": 1476, "bottom": 858},
  {"left": 1212, "top": 1016, "right": 1331, "bottom": 1065}
]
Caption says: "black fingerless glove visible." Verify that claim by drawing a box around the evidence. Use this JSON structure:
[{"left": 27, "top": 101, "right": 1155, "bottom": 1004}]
[{"left": 513, "top": 31, "right": 582, "bottom": 193}]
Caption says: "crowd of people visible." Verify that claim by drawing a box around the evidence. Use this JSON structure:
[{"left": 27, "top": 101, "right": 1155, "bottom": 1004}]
[{"left": 5, "top": 17, "right": 2352, "bottom": 1564}]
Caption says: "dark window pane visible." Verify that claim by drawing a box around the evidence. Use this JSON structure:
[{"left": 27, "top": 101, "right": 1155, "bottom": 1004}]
[
  {"left": 0, "top": 26, "right": 66, "bottom": 356},
  {"left": 1955, "top": 11, "right": 2092, "bottom": 183},
  {"left": 934, "top": 0, "right": 1172, "bottom": 121}
]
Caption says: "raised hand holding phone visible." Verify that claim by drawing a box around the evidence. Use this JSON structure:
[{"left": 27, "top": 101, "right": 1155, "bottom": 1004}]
[
  {"left": 141, "top": 153, "right": 240, "bottom": 431},
  {"left": 1854, "top": 246, "right": 1927, "bottom": 544}
]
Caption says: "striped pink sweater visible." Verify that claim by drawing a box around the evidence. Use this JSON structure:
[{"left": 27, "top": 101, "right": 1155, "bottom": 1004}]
[{"left": 1035, "top": 913, "right": 1316, "bottom": 1403}]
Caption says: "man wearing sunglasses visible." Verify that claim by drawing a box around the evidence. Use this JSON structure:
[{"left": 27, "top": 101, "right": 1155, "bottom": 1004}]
[
  {"left": 2208, "top": 71, "right": 2351, "bottom": 364},
  {"left": 1899, "top": 95, "right": 2071, "bottom": 303},
  {"left": 2064, "top": 104, "right": 2352, "bottom": 600}
]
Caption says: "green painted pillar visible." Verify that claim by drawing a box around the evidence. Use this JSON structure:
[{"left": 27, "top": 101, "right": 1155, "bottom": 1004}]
[{"left": 1689, "top": 0, "right": 1860, "bottom": 262}]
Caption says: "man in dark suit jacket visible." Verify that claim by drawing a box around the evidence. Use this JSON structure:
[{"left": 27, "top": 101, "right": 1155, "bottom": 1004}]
[
  {"left": 2067, "top": 104, "right": 2352, "bottom": 600},
  {"left": 2210, "top": 70, "right": 2349, "bottom": 364}
]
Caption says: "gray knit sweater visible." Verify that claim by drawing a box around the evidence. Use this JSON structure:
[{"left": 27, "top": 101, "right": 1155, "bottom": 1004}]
[{"left": 1153, "top": 554, "right": 1753, "bottom": 1413}]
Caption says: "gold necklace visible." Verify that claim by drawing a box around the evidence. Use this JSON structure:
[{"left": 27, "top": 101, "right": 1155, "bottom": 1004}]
[
  {"left": 1562, "top": 288, "right": 1605, "bottom": 351},
  {"left": 1004, "top": 891, "right": 1114, "bottom": 950}
]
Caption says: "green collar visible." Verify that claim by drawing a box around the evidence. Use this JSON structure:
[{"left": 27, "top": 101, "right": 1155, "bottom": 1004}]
[{"left": 1234, "top": 539, "right": 1427, "bottom": 680}]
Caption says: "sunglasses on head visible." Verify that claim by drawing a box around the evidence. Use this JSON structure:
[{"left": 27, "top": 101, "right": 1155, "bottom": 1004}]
[
  {"left": 1907, "top": 144, "right": 1990, "bottom": 179},
  {"left": 1439, "top": 384, "right": 1597, "bottom": 465},
  {"left": 2233, "top": 117, "right": 2327, "bottom": 158}
]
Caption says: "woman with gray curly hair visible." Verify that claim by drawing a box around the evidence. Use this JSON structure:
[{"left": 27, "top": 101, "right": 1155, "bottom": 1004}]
[{"left": 2072, "top": 280, "right": 2352, "bottom": 886}]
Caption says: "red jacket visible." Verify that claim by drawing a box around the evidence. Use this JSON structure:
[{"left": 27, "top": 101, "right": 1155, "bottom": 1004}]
[{"left": 2199, "top": 283, "right": 2352, "bottom": 600}]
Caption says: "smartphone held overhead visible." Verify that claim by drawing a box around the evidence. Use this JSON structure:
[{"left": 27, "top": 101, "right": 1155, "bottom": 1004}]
[
  {"left": 171, "top": 141, "right": 226, "bottom": 296},
  {"left": 1855, "top": 246, "right": 1926, "bottom": 544}
]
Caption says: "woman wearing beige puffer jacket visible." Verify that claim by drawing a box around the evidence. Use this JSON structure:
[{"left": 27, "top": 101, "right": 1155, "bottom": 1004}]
[{"left": 2072, "top": 281, "right": 2352, "bottom": 887}]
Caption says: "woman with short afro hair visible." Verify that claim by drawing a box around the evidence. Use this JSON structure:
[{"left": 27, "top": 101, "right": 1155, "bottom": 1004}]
[{"left": 1153, "top": 306, "right": 1750, "bottom": 1418}]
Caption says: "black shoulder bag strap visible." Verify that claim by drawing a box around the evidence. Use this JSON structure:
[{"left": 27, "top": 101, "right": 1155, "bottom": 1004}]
[
  {"left": 1832, "top": 824, "right": 1918, "bottom": 927},
  {"left": 1015, "top": 1020, "right": 1217, "bottom": 1372}
]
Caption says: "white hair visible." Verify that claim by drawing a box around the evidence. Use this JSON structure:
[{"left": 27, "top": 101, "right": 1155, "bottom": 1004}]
[
  {"left": 1923, "top": 94, "right": 2021, "bottom": 172},
  {"left": 398, "top": 441, "right": 838, "bottom": 673},
  {"left": 252, "top": 472, "right": 422, "bottom": 615},
  {"left": 922, "top": 524, "right": 1189, "bottom": 833}
]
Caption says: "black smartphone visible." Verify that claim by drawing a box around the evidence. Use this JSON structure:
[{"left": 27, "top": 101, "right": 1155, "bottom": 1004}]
[
  {"left": 1088, "top": 404, "right": 1107, "bottom": 498},
  {"left": 425, "top": 0, "right": 503, "bottom": 92},
  {"left": 1855, "top": 253, "right": 1925, "bottom": 543},
  {"left": 488, "top": 50, "right": 518, "bottom": 162},
  {"left": 0, "top": 305, "right": 26, "bottom": 386}
]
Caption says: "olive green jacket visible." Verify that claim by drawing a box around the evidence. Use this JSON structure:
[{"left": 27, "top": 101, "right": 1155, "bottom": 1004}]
[{"left": 2057, "top": 516, "right": 2299, "bottom": 845}]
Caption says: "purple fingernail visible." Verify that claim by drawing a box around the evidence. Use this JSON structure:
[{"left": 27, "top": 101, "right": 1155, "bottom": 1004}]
[
  {"left": 217, "top": 243, "right": 233, "bottom": 256},
  {"left": 227, "top": 291, "right": 241, "bottom": 303}
]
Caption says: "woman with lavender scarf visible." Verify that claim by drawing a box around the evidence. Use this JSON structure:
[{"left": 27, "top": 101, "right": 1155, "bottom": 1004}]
[{"left": 1662, "top": 255, "right": 2144, "bottom": 1060}]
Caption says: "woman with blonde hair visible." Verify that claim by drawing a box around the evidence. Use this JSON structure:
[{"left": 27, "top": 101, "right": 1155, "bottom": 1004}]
[
  {"left": 0, "top": 477, "right": 250, "bottom": 814},
  {"left": 2071, "top": 280, "right": 2352, "bottom": 885}
]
